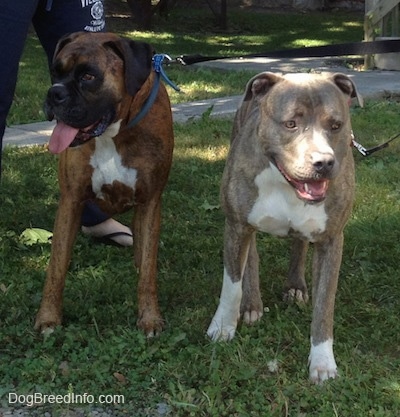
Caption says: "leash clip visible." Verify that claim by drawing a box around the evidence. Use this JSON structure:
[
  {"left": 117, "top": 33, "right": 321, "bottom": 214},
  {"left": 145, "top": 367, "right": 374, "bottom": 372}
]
[
  {"left": 351, "top": 138, "right": 369, "bottom": 157},
  {"left": 351, "top": 131, "right": 400, "bottom": 157},
  {"left": 152, "top": 54, "right": 181, "bottom": 92},
  {"left": 126, "top": 53, "right": 180, "bottom": 129}
]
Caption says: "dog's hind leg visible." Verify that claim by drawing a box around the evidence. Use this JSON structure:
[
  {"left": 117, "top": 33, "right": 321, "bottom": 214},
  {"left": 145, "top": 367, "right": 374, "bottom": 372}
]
[
  {"left": 240, "top": 233, "right": 263, "bottom": 325},
  {"left": 283, "top": 238, "right": 309, "bottom": 304}
]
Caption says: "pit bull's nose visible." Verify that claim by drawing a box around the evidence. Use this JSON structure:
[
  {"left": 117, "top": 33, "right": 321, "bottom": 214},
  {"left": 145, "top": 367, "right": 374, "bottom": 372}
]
[
  {"left": 312, "top": 153, "right": 335, "bottom": 175},
  {"left": 48, "top": 84, "right": 69, "bottom": 105}
]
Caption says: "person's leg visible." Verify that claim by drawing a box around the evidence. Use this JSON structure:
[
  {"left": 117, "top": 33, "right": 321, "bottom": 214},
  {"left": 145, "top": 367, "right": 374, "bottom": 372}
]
[
  {"left": 0, "top": 0, "right": 40, "bottom": 174},
  {"left": 33, "top": 0, "right": 132, "bottom": 246},
  {"left": 81, "top": 203, "right": 133, "bottom": 247},
  {"left": 33, "top": 0, "right": 106, "bottom": 61}
]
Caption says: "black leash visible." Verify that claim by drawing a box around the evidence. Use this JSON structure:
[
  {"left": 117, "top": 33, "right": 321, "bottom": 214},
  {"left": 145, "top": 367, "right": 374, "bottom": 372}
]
[
  {"left": 175, "top": 39, "right": 400, "bottom": 65},
  {"left": 352, "top": 132, "right": 400, "bottom": 157},
  {"left": 172, "top": 39, "right": 400, "bottom": 157}
]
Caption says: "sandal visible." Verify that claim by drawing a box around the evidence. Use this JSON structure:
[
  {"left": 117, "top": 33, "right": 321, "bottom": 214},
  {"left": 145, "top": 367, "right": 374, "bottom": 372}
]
[{"left": 92, "top": 231, "right": 133, "bottom": 247}]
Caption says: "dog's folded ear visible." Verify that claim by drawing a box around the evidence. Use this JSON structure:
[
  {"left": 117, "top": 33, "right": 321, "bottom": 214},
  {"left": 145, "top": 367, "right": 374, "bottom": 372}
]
[
  {"left": 233, "top": 72, "right": 283, "bottom": 135},
  {"left": 103, "top": 38, "right": 154, "bottom": 97},
  {"left": 332, "top": 73, "right": 364, "bottom": 107},
  {"left": 243, "top": 72, "right": 283, "bottom": 102},
  {"left": 52, "top": 31, "right": 84, "bottom": 63}
]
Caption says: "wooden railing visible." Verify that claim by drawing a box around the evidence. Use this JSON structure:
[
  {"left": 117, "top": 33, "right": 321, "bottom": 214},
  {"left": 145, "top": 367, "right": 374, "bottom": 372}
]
[{"left": 365, "top": 0, "right": 400, "bottom": 67}]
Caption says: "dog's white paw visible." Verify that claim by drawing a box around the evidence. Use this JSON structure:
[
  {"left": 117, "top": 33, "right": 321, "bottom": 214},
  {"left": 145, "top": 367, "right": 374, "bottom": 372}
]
[
  {"left": 208, "top": 270, "right": 242, "bottom": 341},
  {"left": 207, "top": 318, "right": 237, "bottom": 341},
  {"left": 242, "top": 309, "right": 263, "bottom": 325},
  {"left": 308, "top": 339, "right": 337, "bottom": 384},
  {"left": 207, "top": 305, "right": 239, "bottom": 341}
]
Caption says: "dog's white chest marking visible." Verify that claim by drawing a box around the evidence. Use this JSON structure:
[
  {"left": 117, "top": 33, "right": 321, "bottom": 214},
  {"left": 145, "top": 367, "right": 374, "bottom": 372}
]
[
  {"left": 247, "top": 166, "right": 328, "bottom": 241},
  {"left": 90, "top": 121, "right": 137, "bottom": 199}
]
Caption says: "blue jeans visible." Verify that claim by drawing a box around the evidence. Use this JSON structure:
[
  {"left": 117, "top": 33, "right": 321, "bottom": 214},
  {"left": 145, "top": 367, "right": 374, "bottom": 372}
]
[{"left": 0, "top": 0, "right": 109, "bottom": 226}]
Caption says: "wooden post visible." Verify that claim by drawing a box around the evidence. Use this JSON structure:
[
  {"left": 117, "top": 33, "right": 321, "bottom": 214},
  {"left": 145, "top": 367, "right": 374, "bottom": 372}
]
[
  {"left": 364, "top": 0, "right": 400, "bottom": 69},
  {"left": 364, "top": 0, "right": 377, "bottom": 68}
]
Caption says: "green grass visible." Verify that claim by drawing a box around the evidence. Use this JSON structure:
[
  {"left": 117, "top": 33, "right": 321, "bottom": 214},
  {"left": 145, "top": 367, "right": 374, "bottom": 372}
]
[
  {"left": 3, "top": 6, "right": 400, "bottom": 416},
  {"left": 1, "top": 101, "right": 400, "bottom": 415},
  {"left": 7, "top": 7, "right": 363, "bottom": 125}
]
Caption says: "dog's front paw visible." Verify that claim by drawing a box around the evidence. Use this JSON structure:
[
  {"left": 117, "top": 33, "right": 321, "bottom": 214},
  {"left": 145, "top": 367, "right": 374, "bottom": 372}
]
[
  {"left": 207, "top": 306, "right": 239, "bottom": 341},
  {"left": 241, "top": 293, "right": 263, "bottom": 325},
  {"left": 137, "top": 311, "right": 164, "bottom": 338},
  {"left": 283, "top": 288, "right": 309, "bottom": 304},
  {"left": 309, "top": 361, "right": 338, "bottom": 384},
  {"left": 207, "top": 320, "right": 236, "bottom": 341},
  {"left": 308, "top": 339, "right": 337, "bottom": 384},
  {"left": 242, "top": 309, "right": 263, "bottom": 325},
  {"left": 34, "top": 307, "right": 62, "bottom": 334}
]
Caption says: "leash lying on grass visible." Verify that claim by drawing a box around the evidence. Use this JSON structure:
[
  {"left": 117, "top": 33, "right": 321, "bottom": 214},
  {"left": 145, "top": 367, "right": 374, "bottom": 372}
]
[
  {"left": 175, "top": 38, "right": 400, "bottom": 65},
  {"left": 169, "top": 39, "right": 400, "bottom": 157}
]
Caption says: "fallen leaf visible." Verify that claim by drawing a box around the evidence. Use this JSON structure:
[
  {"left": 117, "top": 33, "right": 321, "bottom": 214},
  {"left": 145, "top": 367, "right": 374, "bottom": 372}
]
[
  {"left": 19, "top": 228, "right": 53, "bottom": 245},
  {"left": 113, "top": 372, "right": 127, "bottom": 385}
]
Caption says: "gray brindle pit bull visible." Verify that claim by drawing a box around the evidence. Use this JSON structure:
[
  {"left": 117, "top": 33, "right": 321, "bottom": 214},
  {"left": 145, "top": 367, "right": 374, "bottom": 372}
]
[{"left": 207, "top": 71, "right": 360, "bottom": 384}]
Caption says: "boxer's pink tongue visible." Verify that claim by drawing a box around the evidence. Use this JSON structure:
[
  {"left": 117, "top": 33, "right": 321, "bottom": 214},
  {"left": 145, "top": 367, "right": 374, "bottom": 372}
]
[{"left": 48, "top": 122, "right": 79, "bottom": 154}]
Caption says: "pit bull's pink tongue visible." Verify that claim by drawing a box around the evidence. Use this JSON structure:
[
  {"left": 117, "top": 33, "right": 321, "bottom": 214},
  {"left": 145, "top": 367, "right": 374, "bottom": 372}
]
[
  {"left": 299, "top": 180, "right": 328, "bottom": 201},
  {"left": 304, "top": 181, "right": 327, "bottom": 197},
  {"left": 48, "top": 121, "right": 79, "bottom": 154}
]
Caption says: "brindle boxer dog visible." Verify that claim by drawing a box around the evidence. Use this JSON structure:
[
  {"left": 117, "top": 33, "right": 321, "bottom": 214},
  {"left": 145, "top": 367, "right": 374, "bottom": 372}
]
[
  {"left": 34, "top": 32, "right": 174, "bottom": 337},
  {"left": 207, "top": 72, "right": 359, "bottom": 383}
]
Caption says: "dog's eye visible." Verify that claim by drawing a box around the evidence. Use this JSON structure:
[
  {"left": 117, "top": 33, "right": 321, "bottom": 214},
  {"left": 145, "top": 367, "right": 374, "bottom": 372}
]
[
  {"left": 285, "top": 120, "right": 297, "bottom": 129},
  {"left": 331, "top": 121, "right": 342, "bottom": 131},
  {"left": 81, "top": 73, "right": 95, "bottom": 82}
]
